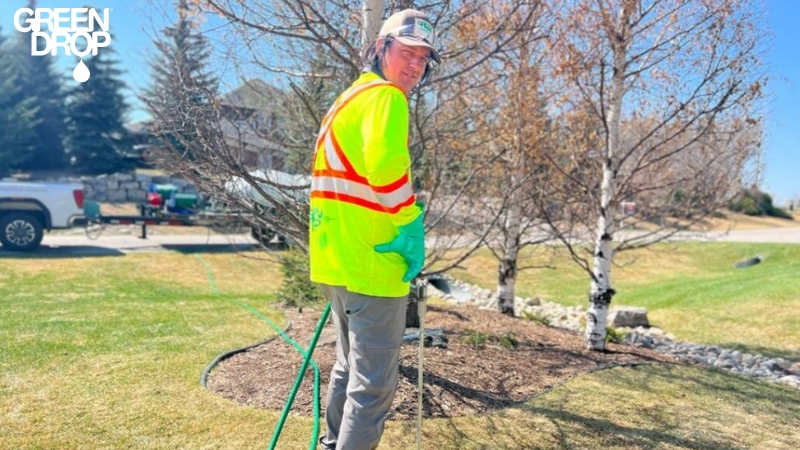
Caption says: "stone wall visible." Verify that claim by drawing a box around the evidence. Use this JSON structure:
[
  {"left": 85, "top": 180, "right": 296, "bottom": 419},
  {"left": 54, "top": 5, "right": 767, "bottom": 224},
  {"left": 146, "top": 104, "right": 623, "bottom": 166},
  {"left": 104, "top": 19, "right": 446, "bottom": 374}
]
[{"left": 80, "top": 172, "right": 197, "bottom": 203}]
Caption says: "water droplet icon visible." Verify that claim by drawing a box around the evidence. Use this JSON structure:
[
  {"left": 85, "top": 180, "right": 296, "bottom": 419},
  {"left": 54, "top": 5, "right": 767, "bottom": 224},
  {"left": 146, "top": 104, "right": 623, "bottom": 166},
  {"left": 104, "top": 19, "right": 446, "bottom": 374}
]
[{"left": 73, "top": 59, "right": 90, "bottom": 83}]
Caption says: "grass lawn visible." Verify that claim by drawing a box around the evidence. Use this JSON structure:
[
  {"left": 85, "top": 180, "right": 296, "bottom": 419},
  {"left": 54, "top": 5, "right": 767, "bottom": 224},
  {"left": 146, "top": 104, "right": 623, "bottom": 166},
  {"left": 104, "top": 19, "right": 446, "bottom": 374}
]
[
  {"left": 0, "top": 252, "right": 291, "bottom": 449},
  {"left": 450, "top": 242, "right": 800, "bottom": 359},
  {"left": 2, "top": 247, "right": 800, "bottom": 449}
]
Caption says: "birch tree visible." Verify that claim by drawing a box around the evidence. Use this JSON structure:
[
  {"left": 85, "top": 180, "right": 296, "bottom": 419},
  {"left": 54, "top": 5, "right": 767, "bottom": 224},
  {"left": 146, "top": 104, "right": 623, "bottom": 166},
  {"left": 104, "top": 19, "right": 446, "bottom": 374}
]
[
  {"left": 408, "top": 0, "right": 565, "bottom": 285},
  {"left": 446, "top": 0, "right": 556, "bottom": 316},
  {"left": 144, "top": 0, "right": 380, "bottom": 250},
  {"left": 548, "top": 0, "right": 767, "bottom": 350}
]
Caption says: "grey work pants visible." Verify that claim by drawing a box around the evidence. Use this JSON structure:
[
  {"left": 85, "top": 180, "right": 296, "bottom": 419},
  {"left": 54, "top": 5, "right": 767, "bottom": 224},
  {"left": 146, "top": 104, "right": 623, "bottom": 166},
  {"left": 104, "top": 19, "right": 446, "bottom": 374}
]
[{"left": 318, "top": 284, "right": 408, "bottom": 450}]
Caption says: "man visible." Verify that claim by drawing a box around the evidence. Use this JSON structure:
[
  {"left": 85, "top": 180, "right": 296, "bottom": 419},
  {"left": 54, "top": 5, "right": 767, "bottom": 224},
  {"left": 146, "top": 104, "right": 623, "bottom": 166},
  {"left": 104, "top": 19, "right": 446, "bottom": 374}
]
[{"left": 308, "top": 8, "right": 441, "bottom": 450}]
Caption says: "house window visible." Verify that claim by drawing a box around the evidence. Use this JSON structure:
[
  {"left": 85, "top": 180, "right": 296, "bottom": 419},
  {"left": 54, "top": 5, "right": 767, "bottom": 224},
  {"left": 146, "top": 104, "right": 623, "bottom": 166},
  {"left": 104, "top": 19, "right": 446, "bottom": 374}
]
[
  {"left": 244, "top": 150, "right": 259, "bottom": 168},
  {"left": 272, "top": 154, "right": 285, "bottom": 171}
]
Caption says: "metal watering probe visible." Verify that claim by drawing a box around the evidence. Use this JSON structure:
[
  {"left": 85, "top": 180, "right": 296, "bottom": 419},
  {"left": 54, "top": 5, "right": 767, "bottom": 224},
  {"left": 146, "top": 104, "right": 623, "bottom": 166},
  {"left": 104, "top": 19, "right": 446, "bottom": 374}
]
[{"left": 416, "top": 285, "right": 427, "bottom": 450}]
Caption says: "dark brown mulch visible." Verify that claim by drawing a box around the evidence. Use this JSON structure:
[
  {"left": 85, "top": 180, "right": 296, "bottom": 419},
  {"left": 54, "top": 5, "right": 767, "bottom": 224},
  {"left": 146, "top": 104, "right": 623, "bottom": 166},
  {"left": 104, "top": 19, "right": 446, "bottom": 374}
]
[{"left": 206, "top": 303, "right": 676, "bottom": 420}]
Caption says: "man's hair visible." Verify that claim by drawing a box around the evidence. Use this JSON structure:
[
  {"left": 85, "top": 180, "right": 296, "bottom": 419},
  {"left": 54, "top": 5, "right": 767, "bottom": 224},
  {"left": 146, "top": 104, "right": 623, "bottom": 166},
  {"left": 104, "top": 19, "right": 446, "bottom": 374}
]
[{"left": 361, "top": 36, "right": 434, "bottom": 87}]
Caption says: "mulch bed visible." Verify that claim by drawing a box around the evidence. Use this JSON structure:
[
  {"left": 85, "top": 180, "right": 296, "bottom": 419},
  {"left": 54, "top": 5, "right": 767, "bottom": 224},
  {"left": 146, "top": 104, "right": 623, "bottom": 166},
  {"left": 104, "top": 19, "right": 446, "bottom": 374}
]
[{"left": 206, "top": 303, "right": 676, "bottom": 420}]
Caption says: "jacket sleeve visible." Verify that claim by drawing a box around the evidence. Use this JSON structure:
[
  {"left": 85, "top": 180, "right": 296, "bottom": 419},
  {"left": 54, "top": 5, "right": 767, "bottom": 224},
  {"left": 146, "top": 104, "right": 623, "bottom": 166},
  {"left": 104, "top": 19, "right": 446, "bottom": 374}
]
[{"left": 361, "top": 88, "right": 422, "bottom": 227}]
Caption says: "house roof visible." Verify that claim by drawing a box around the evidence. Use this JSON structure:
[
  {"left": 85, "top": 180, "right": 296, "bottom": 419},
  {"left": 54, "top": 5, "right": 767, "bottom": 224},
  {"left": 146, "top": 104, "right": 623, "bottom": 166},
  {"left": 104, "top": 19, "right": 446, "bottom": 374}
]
[
  {"left": 219, "top": 117, "right": 277, "bottom": 150},
  {"left": 220, "top": 79, "right": 283, "bottom": 111}
]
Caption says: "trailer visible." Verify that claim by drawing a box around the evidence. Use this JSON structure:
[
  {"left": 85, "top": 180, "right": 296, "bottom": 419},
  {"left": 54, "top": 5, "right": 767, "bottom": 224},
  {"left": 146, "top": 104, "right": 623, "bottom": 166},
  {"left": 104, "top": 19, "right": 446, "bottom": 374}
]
[
  {"left": 90, "top": 209, "right": 252, "bottom": 240},
  {"left": 84, "top": 183, "right": 278, "bottom": 244}
]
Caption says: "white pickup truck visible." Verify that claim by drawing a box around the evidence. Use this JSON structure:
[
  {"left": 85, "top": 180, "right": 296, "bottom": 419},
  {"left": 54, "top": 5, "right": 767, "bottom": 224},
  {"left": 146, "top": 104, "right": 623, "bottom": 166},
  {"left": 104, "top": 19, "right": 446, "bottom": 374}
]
[{"left": 0, "top": 179, "right": 87, "bottom": 251}]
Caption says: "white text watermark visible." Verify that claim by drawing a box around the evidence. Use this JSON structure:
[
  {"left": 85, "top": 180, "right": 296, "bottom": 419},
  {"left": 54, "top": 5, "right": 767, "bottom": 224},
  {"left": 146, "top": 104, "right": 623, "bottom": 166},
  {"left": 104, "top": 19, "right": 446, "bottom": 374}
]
[{"left": 13, "top": 8, "right": 112, "bottom": 82}]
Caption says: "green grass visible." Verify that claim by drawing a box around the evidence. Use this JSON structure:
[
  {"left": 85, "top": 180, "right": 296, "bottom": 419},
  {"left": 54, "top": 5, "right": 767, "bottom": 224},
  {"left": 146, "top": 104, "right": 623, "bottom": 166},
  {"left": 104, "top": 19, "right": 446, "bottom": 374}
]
[
  {"left": 0, "top": 253, "right": 297, "bottom": 449},
  {"left": 2, "top": 247, "right": 800, "bottom": 449},
  {"left": 451, "top": 242, "right": 800, "bottom": 359},
  {"left": 383, "top": 364, "right": 800, "bottom": 449}
]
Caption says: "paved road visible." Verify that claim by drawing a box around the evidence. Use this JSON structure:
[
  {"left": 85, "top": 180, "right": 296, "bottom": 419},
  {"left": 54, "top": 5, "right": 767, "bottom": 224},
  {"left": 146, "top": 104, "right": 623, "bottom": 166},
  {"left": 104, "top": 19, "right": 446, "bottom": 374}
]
[
  {"left": 0, "top": 227, "right": 798, "bottom": 258},
  {"left": 0, "top": 232, "right": 260, "bottom": 257},
  {"left": 715, "top": 227, "right": 800, "bottom": 244},
  {"left": 607, "top": 227, "right": 800, "bottom": 245}
]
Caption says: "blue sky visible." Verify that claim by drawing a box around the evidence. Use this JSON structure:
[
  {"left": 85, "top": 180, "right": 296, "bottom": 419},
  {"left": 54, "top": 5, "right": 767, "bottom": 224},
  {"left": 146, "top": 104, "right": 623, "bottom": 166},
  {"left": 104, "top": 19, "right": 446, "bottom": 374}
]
[
  {"left": 762, "top": 0, "right": 799, "bottom": 204},
  {"left": 2, "top": 0, "right": 798, "bottom": 204}
]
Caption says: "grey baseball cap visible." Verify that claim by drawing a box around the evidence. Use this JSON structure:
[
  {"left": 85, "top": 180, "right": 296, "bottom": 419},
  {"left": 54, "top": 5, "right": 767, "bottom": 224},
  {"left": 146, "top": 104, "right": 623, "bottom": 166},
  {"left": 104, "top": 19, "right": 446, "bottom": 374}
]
[{"left": 379, "top": 9, "right": 441, "bottom": 64}]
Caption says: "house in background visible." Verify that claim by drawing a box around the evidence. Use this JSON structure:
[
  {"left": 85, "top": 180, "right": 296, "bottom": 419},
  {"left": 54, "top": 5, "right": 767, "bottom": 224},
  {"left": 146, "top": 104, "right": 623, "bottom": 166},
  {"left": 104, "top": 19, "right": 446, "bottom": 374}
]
[
  {"left": 129, "top": 79, "right": 288, "bottom": 171},
  {"left": 219, "top": 79, "right": 287, "bottom": 171}
]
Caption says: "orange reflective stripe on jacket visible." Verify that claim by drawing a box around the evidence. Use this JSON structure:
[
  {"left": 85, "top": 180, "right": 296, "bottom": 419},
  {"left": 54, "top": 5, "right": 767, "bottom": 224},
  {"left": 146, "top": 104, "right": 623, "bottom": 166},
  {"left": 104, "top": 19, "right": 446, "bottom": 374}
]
[
  {"left": 311, "top": 80, "right": 415, "bottom": 215},
  {"left": 311, "top": 174, "right": 415, "bottom": 214},
  {"left": 315, "top": 81, "right": 387, "bottom": 152}
]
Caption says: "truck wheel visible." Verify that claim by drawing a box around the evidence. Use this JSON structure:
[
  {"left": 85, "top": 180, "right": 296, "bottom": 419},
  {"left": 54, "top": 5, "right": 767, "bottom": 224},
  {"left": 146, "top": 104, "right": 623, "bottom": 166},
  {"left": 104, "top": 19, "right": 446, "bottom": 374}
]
[
  {"left": 0, "top": 212, "right": 44, "bottom": 252},
  {"left": 251, "top": 226, "right": 276, "bottom": 246}
]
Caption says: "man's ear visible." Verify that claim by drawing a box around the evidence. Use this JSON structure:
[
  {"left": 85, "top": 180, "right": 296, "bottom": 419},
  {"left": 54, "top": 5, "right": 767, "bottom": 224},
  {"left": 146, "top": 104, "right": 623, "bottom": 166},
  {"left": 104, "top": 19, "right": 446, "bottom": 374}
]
[{"left": 375, "top": 37, "right": 386, "bottom": 53}]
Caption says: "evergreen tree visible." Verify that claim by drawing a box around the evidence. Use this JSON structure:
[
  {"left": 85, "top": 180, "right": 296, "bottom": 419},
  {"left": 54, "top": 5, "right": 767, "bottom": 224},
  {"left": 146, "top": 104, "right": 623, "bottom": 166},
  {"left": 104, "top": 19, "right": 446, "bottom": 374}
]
[
  {"left": 143, "top": 0, "right": 218, "bottom": 162},
  {"left": 65, "top": 46, "right": 133, "bottom": 174},
  {"left": 0, "top": 26, "right": 38, "bottom": 175},
  {"left": 13, "top": 0, "right": 68, "bottom": 170}
]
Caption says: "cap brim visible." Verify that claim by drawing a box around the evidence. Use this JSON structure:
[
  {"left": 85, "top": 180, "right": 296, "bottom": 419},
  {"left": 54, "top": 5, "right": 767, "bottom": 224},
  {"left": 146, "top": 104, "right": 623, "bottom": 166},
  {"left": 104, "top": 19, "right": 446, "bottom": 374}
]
[{"left": 394, "top": 36, "right": 441, "bottom": 64}]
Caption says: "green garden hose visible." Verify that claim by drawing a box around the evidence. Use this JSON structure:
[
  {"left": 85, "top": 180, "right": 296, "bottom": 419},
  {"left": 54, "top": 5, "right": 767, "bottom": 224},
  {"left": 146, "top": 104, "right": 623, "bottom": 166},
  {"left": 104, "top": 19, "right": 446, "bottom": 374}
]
[
  {"left": 236, "top": 301, "right": 331, "bottom": 450},
  {"left": 194, "top": 255, "right": 328, "bottom": 450}
]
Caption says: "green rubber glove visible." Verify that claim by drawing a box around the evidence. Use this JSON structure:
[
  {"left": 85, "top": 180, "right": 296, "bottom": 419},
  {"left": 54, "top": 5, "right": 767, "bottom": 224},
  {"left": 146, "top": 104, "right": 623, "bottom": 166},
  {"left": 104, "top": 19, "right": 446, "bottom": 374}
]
[{"left": 375, "top": 212, "right": 425, "bottom": 282}]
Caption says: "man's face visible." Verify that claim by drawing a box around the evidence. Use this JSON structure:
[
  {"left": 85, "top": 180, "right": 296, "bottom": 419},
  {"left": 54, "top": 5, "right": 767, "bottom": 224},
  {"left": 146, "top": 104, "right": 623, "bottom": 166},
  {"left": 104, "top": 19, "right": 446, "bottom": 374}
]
[{"left": 381, "top": 39, "right": 431, "bottom": 95}]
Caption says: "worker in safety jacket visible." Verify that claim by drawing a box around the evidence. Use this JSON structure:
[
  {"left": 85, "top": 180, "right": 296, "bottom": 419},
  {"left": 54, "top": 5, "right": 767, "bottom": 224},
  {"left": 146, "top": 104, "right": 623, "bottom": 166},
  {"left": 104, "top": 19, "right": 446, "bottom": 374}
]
[{"left": 309, "top": 9, "right": 441, "bottom": 450}]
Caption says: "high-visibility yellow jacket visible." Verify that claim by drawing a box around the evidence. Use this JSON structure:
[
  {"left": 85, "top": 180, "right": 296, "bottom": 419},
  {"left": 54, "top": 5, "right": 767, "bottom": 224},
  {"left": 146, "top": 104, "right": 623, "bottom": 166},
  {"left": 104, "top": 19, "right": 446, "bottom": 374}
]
[{"left": 309, "top": 72, "right": 422, "bottom": 297}]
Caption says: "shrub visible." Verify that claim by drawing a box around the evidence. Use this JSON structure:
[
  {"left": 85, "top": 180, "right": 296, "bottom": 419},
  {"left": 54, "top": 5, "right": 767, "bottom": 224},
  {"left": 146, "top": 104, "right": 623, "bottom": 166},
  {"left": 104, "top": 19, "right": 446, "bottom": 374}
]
[
  {"left": 276, "top": 248, "right": 325, "bottom": 307},
  {"left": 462, "top": 330, "right": 488, "bottom": 348},
  {"left": 605, "top": 327, "right": 627, "bottom": 344},
  {"left": 730, "top": 194, "right": 761, "bottom": 215},
  {"left": 729, "top": 188, "right": 793, "bottom": 220},
  {"left": 770, "top": 206, "right": 793, "bottom": 220},
  {"left": 499, "top": 332, "right": 519, "bottom": 350}
]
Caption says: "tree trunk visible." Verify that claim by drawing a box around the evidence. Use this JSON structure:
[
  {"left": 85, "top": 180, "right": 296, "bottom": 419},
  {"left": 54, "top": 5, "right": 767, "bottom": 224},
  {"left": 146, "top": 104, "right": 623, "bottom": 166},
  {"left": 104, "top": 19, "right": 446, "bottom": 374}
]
[
  {"left": 585, "top": 214, "right": 615, "bottom": 350},
  {"left": 584, "top": 1, "right": 634, "bottom": 351},
  {"left": 496, "top": 195, "right": 521, "bottom": 316},
  {"left": 496, "top": 36, "right": 531, "bottom": 318},
  {"left": 406, "top": 298, "right": 420, "bottom": 328},
  {"left": 361, "top": 0, "right": 384, "bottom": 53}
]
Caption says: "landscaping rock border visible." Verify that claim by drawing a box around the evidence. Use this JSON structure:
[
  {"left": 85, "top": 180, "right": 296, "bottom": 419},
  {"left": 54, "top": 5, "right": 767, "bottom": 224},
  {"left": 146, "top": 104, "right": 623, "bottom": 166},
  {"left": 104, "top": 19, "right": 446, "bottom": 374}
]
[{"left": 429, "top": 275, "right": 800, "bottom": 390}]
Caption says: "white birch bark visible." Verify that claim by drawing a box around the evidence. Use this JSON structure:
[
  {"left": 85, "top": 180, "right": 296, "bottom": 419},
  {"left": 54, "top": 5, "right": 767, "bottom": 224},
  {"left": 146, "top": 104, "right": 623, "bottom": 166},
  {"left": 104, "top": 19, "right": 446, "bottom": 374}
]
[
  {"left": 497, "top": 190, "right": 522, "bottom": 316},
  {"left": 585, "top": 1, "right": 634, "bottom": 351},
  {"left": 361, "top": 0, "right": 384, "bottom": 53}
]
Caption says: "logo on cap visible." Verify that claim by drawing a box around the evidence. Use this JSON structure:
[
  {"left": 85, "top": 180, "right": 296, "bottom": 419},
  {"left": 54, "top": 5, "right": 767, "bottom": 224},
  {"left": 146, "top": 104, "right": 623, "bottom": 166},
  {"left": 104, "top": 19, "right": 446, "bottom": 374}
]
[
  {"left": 416, "top": 20, "right": 433, "bottom": 43},
  {"left": 417, "top": 20, "right": 432, "bottom": 33}
]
